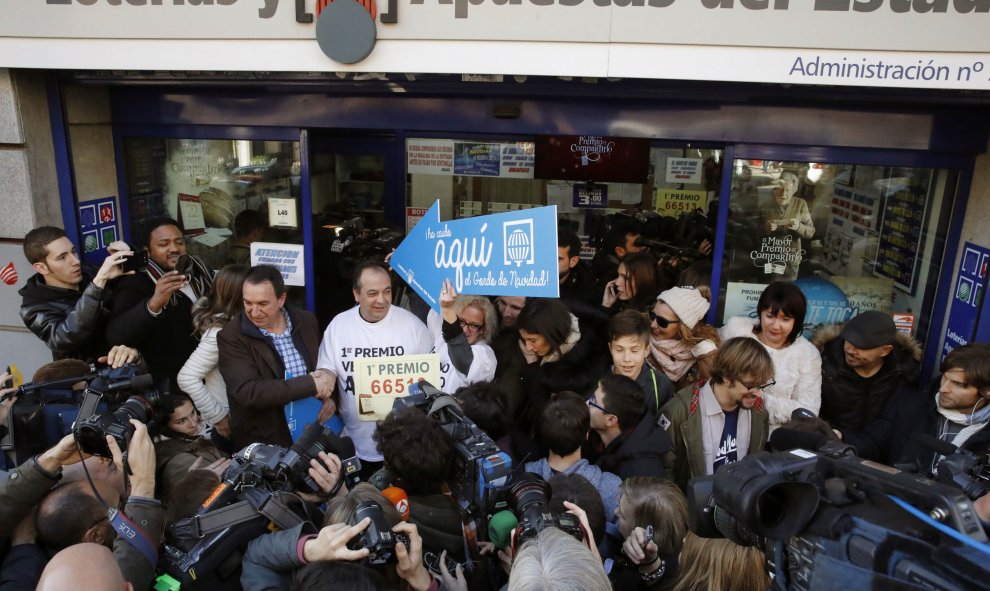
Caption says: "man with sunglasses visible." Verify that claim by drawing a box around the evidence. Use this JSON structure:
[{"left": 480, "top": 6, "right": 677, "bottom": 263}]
[
  {"left": 658, "top": 337, "right": 773, "bottom": 491},
  {"left": 586, "top": 374, "right": 671, "bottom": 480}
]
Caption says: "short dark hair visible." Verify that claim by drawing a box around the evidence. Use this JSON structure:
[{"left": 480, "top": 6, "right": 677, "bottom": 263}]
[
  {"left": 516, "top": 299, "right": 573, "bottom": 358},
  {"left": 293, "top": 561, "right": 390, "bottom": 591},
  {"left": 558, "top": 227, "right": 583, "bottom": 259},
  {"left": 598, "top": 374, "right": 645, "bottom": 430},
  {"left": 539, "top": 392, "right": 589, "bottom": 456},
  {"left": 352, "top": 259, "right": 391, "bottom": 291},
  {"left": 609, "top": 309, "right": 651, "bottom": 345},
  {"left": 374, "top": 406, "right": 453, "bottom": 495},
  {"left": 753, "top": 281, "right": 807, "bottom": 345},
  {"left": 548, "top": 473, "right": 605, "bottom": 545},
  {"left": 455, "top": 381, "right": 507, "bottom": 441},
  {"left": 142, "top": 216, "right": 181, "bottom": 249},
  {"left": 36, "top": 484, "right": 106, "bottom": 553},
  {"left": 23, "top": 226, "right": 69, "bottom": 265},
  {"left": 941, "top": 343, "right": 990, "bottom": 392},
  {"left": 604, "top": 222, "right": 639, "bottom": 257},
  {"left": 245, "top": 264, "right": 287, "bottom": 297},
  {"left": 234, "top": 209, "right": 265, "bottom": 237}
]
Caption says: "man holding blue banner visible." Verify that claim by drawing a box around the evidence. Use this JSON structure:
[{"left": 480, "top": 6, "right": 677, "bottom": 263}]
[{"left": 317, "top": 260, "right": 433, "bottom": 479}]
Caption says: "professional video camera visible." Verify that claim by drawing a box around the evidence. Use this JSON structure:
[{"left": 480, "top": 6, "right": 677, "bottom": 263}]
[
  {"left": 486, "top": 473, "right": 586, "bottom": 552},
  {"left": 158, "top": 423, "right": 361, "bottom": 590},
  {"left": 922, "top": 434, "right": 990, "bottom": 501},
  {"left": 687, "top": 442, "right": 990, "bottom": 591},
  {"left": 4, "top": 363, "right": 159, "bottom": 461},
  {"left": 392, "top": 380, "right": 513, "bottom": 521}
]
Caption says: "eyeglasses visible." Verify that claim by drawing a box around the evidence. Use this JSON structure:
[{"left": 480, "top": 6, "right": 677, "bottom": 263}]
[
  {"left": 742, "top": 379, "right": 776, "bottom": 391},
  {"left": 648, "top": 308, "right": 681, "bottom": 330},
  {"left": 458, "top": 318, "right": 485, "bottom": 333},
  {"left": 586, "top": 393, "right": 614, "bottom": 415}
]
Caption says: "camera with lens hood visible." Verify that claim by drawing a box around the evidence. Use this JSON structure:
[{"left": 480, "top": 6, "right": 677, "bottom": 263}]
[{"left": 346, "top": 501, "right": 411, "bottom": 565}]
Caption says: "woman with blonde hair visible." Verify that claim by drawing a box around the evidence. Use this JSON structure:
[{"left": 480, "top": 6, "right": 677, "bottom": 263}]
[
  {"left": 177, "top": 264, "right": 249, "bottom": 443},
  {"left": 649, "top": 287, "right": 721, "bottom": 390},
  {"left": 671, "top": 532, "right": 769, "bottom": 591},
  {"left": 427, "top": 279, "right": 498, "bottom": 392}
]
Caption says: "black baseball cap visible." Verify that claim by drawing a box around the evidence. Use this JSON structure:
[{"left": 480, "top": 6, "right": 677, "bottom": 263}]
[{"left": 840, "top": 311, "right": 897, "bottom": 349}]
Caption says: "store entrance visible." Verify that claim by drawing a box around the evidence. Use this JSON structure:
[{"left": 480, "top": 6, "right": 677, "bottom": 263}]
[{"left": 308, "top": 134, "right": 401, "bottom": 327}]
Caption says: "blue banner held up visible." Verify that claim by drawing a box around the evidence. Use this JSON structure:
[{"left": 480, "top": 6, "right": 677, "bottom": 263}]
[{"left": 390, "top": 201, "right": 559, "bottom": 311}]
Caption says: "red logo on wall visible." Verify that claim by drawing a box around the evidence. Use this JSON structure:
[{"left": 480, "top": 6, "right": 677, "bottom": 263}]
[{"left": 1, "top": 262, "right": 19, "bottom": 286}]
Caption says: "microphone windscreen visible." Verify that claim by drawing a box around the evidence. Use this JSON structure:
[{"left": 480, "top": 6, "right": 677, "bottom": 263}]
[
  {"left": 919, "top": 434, "right": 957, "bottom": 457},
  {"left": 769, "top": 428, "right": 827, "bottom": 453},
  {"left": 488, "top": 510, "right": 519, "bottom": 549},
  {"left": 334, "top": 434, "right": 357, "bottom": 458},
  {"left": 382, "top": 486, "right": 410, "bottom": 521},
  {"left": 129, "top": 373, "right": 155, "bottom": 391}
]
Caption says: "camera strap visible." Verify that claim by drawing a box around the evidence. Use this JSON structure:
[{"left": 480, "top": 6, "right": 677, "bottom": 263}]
[
  {"left": 187, "top": 492, "right": 305, "bottom": 538},
  {"left": 107, "top": 507, "right": 160, "bottom": 568}
]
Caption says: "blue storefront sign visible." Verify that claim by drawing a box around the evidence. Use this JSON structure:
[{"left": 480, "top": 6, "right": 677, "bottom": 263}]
[
  {"left": 390, "top": 201, "right": 559, "bottom": 311},
  {"left": 942, "top": 242, "right": 990, "bottom": 358}
]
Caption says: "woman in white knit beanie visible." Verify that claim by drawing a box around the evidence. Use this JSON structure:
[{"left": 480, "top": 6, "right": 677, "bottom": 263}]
[{"left": 648, "top": 286, "right": 721, "bottom": 390}]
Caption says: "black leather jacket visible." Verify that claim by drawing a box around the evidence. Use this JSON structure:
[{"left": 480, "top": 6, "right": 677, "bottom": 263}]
[{"left": 18, "top": 272, "right": 109, "bottom": 361}]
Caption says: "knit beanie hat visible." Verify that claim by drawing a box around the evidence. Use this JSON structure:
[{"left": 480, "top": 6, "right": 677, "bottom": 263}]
[{"left": 658, "top": 287, "right": 709, "bottom": 330}]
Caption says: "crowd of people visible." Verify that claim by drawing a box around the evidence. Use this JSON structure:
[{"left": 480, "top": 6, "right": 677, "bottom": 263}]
[{"left": 0, "top": 215, "right": 988, "bottom": 590}]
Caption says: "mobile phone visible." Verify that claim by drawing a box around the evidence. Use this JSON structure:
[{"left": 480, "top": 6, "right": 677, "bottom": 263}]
[
  {"left": 121, "top": 251, "right": 148, "bottom": 273},
  {"left": 176, "top": 254, "right": 193, "bottom": 275}
]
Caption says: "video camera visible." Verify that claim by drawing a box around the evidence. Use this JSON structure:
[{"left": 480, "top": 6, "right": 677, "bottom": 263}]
[
  {"left": 392, "top": 380, "right": 513, "bottom": 522},
  {"left": 923, "top": 434, "right": 990, "bottom": 501},
  {"left": 5, "top": 363, "right": 159, "bottom": 461},
  {"left": 158, "top": 423, "right": 361, "bottom": 590},
  {"left": 688, "top": 442, "right": 990, "bottom": 591}
]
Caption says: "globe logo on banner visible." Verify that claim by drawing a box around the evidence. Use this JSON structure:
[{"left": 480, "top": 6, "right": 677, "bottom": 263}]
[{"left": 504, "top": 220, "right": 534, "bottom": 267}]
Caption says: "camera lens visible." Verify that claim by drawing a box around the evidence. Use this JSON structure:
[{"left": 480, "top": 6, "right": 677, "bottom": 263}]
[{"left": 508, "top": 473, "right": 551, "bottom": 515}]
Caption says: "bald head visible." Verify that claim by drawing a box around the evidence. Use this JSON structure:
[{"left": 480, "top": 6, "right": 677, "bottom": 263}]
[{"left": 38, "top": 543, "right": 131, "bottom": 591}]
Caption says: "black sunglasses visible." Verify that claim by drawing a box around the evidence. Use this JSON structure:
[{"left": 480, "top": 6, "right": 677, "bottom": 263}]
[{"left": 648, "top": 308, "right": 681, "bottom": 330}]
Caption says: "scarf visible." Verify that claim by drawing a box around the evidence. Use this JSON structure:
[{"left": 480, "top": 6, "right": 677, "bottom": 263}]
[
  {"left": 519, "top": 313, "right": 581, "bottom": 365},
  {"left": 650, "top": 337, "right": 696, "bottom": 382},
  {"left": 935, "top": 390, "right": 990, "bottom": 450},
  {"left": 144, "top": 255, "right": 214, "bottom": 310}
]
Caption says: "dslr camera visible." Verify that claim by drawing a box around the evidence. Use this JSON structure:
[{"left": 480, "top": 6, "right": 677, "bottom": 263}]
[
  {"left": 505, "top": 473, "right": 585, "bottom": 550},
  {"left": 347, "top": 501, "right": 411, "bottom": 565}
]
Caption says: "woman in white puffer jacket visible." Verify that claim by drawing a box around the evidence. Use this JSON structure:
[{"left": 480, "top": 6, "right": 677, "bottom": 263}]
[{"left": 177, "top": 264, "right": 249, "bottom": 444}]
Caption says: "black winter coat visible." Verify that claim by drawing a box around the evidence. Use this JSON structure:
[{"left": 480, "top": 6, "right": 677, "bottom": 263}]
[
  {"left": 19, "top": 272, "right": 109, "bottom": 361},
  {"left": 814, "top": 324, "right": 922, "bottom": 432},
  {"left": 105, "top": 273, "right": 198, "bottom": 391},
  {"left": 595, "top": 411, "right": 671, "bottom": 480}
]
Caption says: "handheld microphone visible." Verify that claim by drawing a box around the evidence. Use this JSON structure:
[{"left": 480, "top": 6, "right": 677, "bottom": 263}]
[
  {"left": 487, "top": 510, "right": 519, "bottom": 549},
  {"left": 382, "top": 486, "right": 410, "bottom": 521}
]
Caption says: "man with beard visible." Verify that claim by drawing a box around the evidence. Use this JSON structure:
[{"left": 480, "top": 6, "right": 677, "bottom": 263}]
[
  {"left": 658, "top": 337, "right": 773, "bottom": 490},
  {"left": 106, "top": 217, "right": 214, "bottom": 389}
]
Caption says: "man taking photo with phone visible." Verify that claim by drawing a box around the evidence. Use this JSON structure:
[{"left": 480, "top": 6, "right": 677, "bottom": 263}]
[
  {"left": 19, "top": 226, "right": 137, "bottom": 363},
  {"left": 106, "top": 217, "right": 214, "bottom": 390}
]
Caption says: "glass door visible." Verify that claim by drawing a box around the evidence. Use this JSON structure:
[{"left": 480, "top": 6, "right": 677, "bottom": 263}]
[{"left": 308, "top": 135, "right": 401, "bottom": 327}]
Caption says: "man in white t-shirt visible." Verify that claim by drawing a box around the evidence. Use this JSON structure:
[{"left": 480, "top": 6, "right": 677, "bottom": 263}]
[{"left": 317, "top": 261, "right": 432, "bottom": 476}]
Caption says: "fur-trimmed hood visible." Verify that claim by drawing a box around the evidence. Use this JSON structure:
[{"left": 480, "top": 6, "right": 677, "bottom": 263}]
[{"left": 811, "top": 320, "right": 922, "bottom": 385}]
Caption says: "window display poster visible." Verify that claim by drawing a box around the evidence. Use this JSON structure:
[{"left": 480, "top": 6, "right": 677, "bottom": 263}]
[
  {"left": 874, "top": 187, "right": 928, "bottom": 292},
  {"left": 407, "top": 139, "right": 454, "bottom": 175},
  {"left": 941, "top": 242, "right": 990, "bottom": 359},
  {"left": 406, "top": 207, "right": 428, "bottom": 234},
  {"left": 454, "top": 142, "right": 500, "bottom": 177},
  {"left": 268, "top": 197, "right": 298, "bottom": 229},
  {"left": 664, "top": 158, "right": 703, "bottom": 184},
  {"left": 499, "top": 143, "right": 535, "bottom": 179},
  {"left": 573, "top": 184, "right": 607, "bottom": 208},
  {"left": 354, "top": 354, "right": 441, "bottom": 421},
  {"left": 724, "top": 278, "right": 861, "bottom": 338},
  {"left": 251, "top": 242, "right": 305, "bottom": 286},
  {"left": 655, "top": 189, "right": 708, "bottom": 217}
]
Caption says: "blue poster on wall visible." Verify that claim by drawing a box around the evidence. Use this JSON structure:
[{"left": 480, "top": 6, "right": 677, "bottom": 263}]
[
  {"left": 453, "top": 142, "right": 500, "bottom": 177},
  {"left": 390, "top": 201, "right": 559, "bottom": 311},
  {"left": 941, "top": 242, "right": 990, "bottom": 358}
]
